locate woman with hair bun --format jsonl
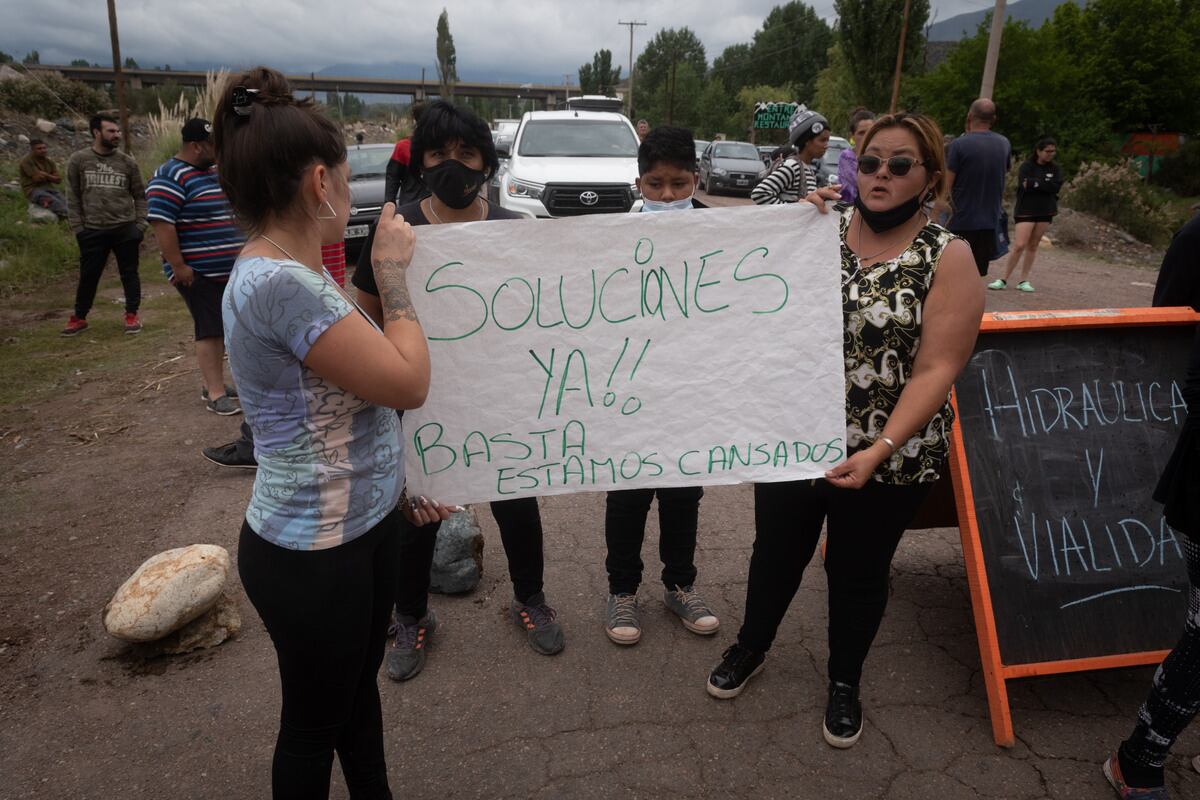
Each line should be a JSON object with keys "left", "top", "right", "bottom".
{"left": 215, "top": 66, "right": 445, "bottom": 798}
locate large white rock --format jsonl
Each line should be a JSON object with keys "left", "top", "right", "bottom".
{"left": 34, "top": 118, "right": 56, "bottom": 134}
{"left": 104, "top": 545, "right": 230, "bottom": 642}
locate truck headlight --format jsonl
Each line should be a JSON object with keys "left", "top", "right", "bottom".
{"left": 506, "top": 178, "right": 545, "bottom": 200}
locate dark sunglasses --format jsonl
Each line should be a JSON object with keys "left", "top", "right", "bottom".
{"left": 858, "top": 155, "right": 924, "bottom": 176}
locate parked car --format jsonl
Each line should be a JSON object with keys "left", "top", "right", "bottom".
{"left": 694, "top": 139, "right": 710, "bottom": 161}
{"left": 498, "top": 109, "right": 642, "bottom": 218}
{"left": 343, "top": 143, "right": 393, "bottom": 264}
{"left": 815, "top": 135, "right": 851, "bottom": 187}
{"left": 698, "top": 140, "right": 767, "bottom": 195}
{"left": 757, "top": 145, "right": 776, "bottom": 167}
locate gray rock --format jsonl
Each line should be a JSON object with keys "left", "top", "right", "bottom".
{"left": 27, "top": 203, "right": 57, "bottom": 224}
{"left": 429, "top": 508, "right": 484, "bottom": 594}
{"left": 17, "top": 134, "right": 29, "bottom": 145}
{"left": 34, "top": 118, "right": 56, "bottom": 134}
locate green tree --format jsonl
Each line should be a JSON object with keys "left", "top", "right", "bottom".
{"left": 22, "top": 50, "right": 39, "bottom": 65}
{"left": 813, "top": 43, "right": 861, "bottom": 136}
{"left": 435, "top": 8, "right": 458, "bottom": 101}
{"left": 643, "top": 61, "right": 705, "bottom": 128}
{"left": 0, "top": 51, "right": 13, "bottom": 64}
{"left": 578, "top": 49, "right": 622, "bottom": 96}
{"left": 697, "top": 76, "right": 737, "bottom": 138}
{"left": 70, "top": 58, "right": 90, "bottom": 67}
{"left": 123, "top": 57, "right": 139, "bottom": 69}
{"left": 711, "top": 43, "right": 755, "bottom": 95}
{"left": 835, "top": 0, "right": 930, "bottom": 113}
{"left": 1063, "top": 0, "right": 1200, "bottom": 133}
{"left": 912, "top": 17, "right": 1113, "bottom": 170}
{"left": 746, "top": 2, "right": 833, "bottom": 101}
{"left": 633, "top": 27, "right": 707, "bottom": 121}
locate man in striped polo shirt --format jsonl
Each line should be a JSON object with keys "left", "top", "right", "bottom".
{"left": 147, "top": 118, "right": 245, "bottom": 415}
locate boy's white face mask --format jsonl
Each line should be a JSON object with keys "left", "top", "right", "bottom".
{"left": 641, "top": 195, "right": 694, "bottom": 213}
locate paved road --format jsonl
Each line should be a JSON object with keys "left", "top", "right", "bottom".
{"left": 0, "top": 210, "right": 1192, "bottom": 799}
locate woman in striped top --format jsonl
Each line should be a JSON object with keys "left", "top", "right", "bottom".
{"left": 751, "top": 105, "right": 833, "bottom": 205}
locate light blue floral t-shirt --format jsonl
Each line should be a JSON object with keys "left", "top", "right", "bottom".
{"left": 223, "top": 255, "right": 403, "bottom": 550}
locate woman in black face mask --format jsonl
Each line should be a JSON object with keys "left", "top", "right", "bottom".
{"left": 354, "top": 102, "right": 567, "bottom": 683}
{"left": 708, "top": 113, "right": 984, "bottom": 751}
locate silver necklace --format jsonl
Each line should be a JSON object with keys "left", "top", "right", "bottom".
{"left": 427, "top": 196, "right": 486, "bottom": 224}
{"left": 853, "top": 212, "right": 925, "bottom": 263}
{"left": 260, "top": 234, "right": 302, "bottom": 264}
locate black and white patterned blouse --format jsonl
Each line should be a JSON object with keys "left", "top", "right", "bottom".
{"left": 751, "top": 158, "right": 817, "bottom": 205}
{"left": 839, "top": 208, "right": 959, "bottom": 485}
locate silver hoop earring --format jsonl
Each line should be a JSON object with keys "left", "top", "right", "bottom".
{"left": 316, "top": 200, "right": 337, "bottom": 220}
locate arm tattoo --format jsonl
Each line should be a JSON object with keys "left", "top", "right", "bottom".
{"left": 373, "top": 258, "right": 420, "bottom": 323}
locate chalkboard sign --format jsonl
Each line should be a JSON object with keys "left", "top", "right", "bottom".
{"left": 948, "top": 307, "right": 1199, "bottom": 746}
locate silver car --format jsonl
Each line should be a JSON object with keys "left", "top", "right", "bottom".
{"left": 699, "top": 140, "right": 767, "bottom": 196}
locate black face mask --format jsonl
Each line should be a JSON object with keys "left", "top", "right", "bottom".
{"left": 854, "top": 192, "right": 924, "bottom": 233}
{"left": 422, "top": 159, "right": 488, "bottom": 210}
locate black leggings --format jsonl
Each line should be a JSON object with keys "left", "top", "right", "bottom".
{"left": 238, "top": 511, "right": 401, "bottom": 800}
{"left": 738, "top": 478, "right": 932, "bottom": 685}
{"left": 605, "top": 486, "right": 704, "bottom": 595}
{"left": 395, "top": 497, "right": 543, "bottom": 619}
{"left": 1120, "top": 536, "right": 1200, "bottom": 786}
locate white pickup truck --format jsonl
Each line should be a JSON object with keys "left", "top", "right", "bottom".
{"left": 497, "top": 109, "right": 643, "bottom": 219}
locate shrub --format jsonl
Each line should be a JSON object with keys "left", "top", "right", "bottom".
{"left": 1155, "top": 139, "right": 1200, "bottom": 197}
{"left": 0, "top": 70, "right": 110, "bottom": 117}
{"left": 1061, "top": 160, "right": 1181, "bottom": 246}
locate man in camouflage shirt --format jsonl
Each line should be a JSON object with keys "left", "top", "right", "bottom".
{"left": 63, "top": 112, "right": 148, "bottom": 336}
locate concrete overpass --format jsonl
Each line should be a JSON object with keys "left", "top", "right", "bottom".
{"left": 35, "top": 65, "right": 580, "bottom": 108}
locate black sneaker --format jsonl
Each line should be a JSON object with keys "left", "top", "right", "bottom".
{"left": 385, "top": 609, "right": 437, "bottom": 682}
{"left": 511, "top": 592, "right": 565, "bottom": 655}
{"left": 706, "top": 643, "right": 764, "bottom": 699}
{"left": 201, "top": 441, "right": 256, "bottom": 469}
{"left": 822, "top": 681, "right": 863, "bottom": 748}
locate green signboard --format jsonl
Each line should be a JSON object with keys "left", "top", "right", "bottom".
{"left": 754, "top": 102, "right": 798, "bottom": 130}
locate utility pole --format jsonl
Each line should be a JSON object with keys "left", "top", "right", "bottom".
{"left": 979, "top": 0, "right": 1007, "bottom": 99}
{"left": 889, "top": 0, "right": 912, "bottom": 114}
{"left": 105, "top": 0, "right": 131, "bottom": 153}
{"left": 618, "top": 20, "right": 646, "bottom": 118}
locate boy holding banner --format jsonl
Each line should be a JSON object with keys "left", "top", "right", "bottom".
{"left": 604, "top": 126, "right": 720, "bottom": 646}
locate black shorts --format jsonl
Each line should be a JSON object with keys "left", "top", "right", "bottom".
{"left": 953, "top": 229, "right": 996, "bottom": 277}
{"left": 1014, "top": 215, "right": 1054, "bottom": 224}
{"left": 175, "top": 273, "right": 227, "bottom": 340}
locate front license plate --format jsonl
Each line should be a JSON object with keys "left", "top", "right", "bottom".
{"left": 345, "top": 225, "right": 369, "bottom": 239}
{"left": 736, "top": 179, "right": 749, "bottom": 186}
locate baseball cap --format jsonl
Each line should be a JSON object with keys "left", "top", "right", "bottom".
{"left": 181, "top": 118, "right": 213, "bottom": 143}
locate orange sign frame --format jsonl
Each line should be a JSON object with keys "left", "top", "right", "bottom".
{"left": 948, "top": 307, "right": 1200, "bottom": 746}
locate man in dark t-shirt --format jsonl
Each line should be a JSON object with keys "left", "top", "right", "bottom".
{"left": 943, "top": 99, "right": 1011, "bottom": 276}
{"left": 1153, "top": 212, "right": 1200, "bottom": 311}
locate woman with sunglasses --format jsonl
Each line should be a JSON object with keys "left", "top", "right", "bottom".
{"left": 707, "top": 113, "right": 984, "bottom": 750}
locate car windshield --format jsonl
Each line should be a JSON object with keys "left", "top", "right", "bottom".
{"left": 346, "top": 146, "right": 391, "bottom": 179}
{"left": 518, "top": 121, "right": 639, "bottom": 157}
{"left": 823, "top": 142, "right": 849, "bottom": 167}
{"left": 713, "top": 142, "right": 760, "bottom": 160}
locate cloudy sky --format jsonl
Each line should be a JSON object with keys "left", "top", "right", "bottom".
{"left": 1, "top": 0, "right": 997, "bottom": 80}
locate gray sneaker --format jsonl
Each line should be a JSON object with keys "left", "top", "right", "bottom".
{"left": 205, "top": 394, "right": 242, "bottom": 416}
{"left": 664, "top": 585, "right": 720, "bottom": 635}
{"left": 511, "top": 592, "right": 565, "bottom": 655}
{"left": 605, "top": 593, "right": 641, "bottom": 645}
{"left": 201, "top": 384, "right": 239, "bottom": 401}
{"left": 385, "top": 609, "right": 437, "bottom": 682}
